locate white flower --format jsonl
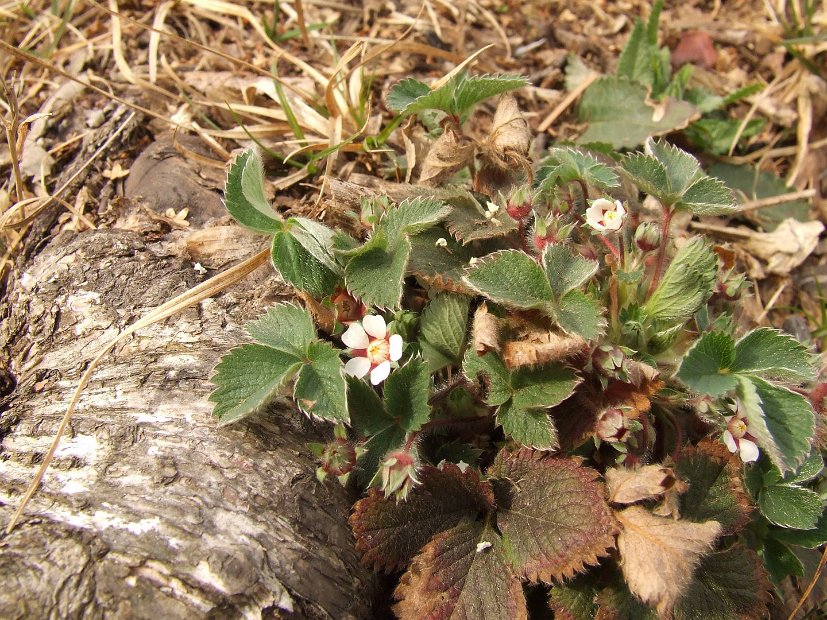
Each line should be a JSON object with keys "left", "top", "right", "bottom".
{"left": 586, "top": 198, "right": 626, "bottom": 232}
{"left": 341, "top": 315, "right": 403, "bottom": 385}
{"left": 722, "top": 405, "right": 759, "bottom": 463}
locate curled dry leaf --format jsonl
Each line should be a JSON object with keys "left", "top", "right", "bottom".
{"left": 502, "top": 329, "right": 586, "bottom": 369}
{"left": 602, "top": 360, "right": 663, "bottom": 419}
{"left": 743, "top": 218, "right": 823, "bottom": 275}
{"left": 606, "top": 465, "right": 687, "bottom": 507}
{"left": 476, "top": 94, "right": 533, "bottom": 195}
{"left": 418, "top": 124, "right": 475, "bottom": 187}
{"left": 185, "top": 225, "right": 265, "bottom": 269}
{"left": 472, "top": 303, "right": 502, "bottom": 355}
{"left": 616, "top": 506, "right": 722, "bottom": 615}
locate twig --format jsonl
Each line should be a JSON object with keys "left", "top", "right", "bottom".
{"left": 5, "top": 248, "right": 270, "bottom": 534}
{"left": 737, "top": 188, "right": 817, "bottom": 213}
{"left": 538, "top": 72, "right": 599, "bottom": 133}
{"left": 787, "top": 545, "right": 827, "bottom": 620}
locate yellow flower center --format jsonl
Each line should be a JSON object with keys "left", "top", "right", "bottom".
{"left": 727, "top": 418, "right": 747, "bottom": 439}
{"left": 367, "top": 339, "right": 389, "bottom": 364}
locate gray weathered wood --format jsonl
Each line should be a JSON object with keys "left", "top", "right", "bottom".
{"left": 0, "top": 229, "right": 376, "bottom": 619}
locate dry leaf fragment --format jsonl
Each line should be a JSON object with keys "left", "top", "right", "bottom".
{"left": 616, "top": 506, "right": 722, "bottom": 615}
{"left": 476, "top": 94, "right": 533, "bottom": 195}
{"left": 472, "top": 303, "right": 502, "bottom": 355}
{"left": 671, "top": 31, "right": 717, "bottom": 70}
{"left": 743, "top": 218, "right": 823, "bottom": 275}
{"left": 606, "top": 465, "right": 686, "bottom": 506}
{"left": 502, "top": 330, "right": 586, "bottom": 368}
{"left": 418, "top": 124, "right": 475, "bottom": 187}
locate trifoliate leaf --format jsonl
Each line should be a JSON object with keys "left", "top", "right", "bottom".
{"left": 762, "top": 537, "right": 805, "bottom": 582}
{"left": 676, "top": 441, "right": 752, "bottom": 535}
{"left": 493, "top": 449, "right": 617, "bottom": 582}
{"left": 555, "top": 291, "right": 606, "bottom": 340}
{"left": 542, "top": 244, "right": 599, "bottom": 299}
{"left": 418, "top": 292, "right": 470, "bottom": 369}
{"left": 578, "top": 77, "right": 698, "bottom": 149}
{"left": 497, "top": 402, "right": 557, "bottom": 450}
{"left": 407, "top": 227, "right": 479, "bottom": 295}
{"left": 679, "top": 175, "right": 737, "bottom": 215}
{"left": 731, "top": 328, "right": 817, "bottom": 382}
{"left": 383, "top": 358, "right": 432, "bottom": 433}
{"left": 463, "top": 349, "right": 513, "bottom": 406}
{"left": 345, "top": 233, "right": 411, "bottom": 308}
{"left": 271, "top": 229, "right": 339, "bottom": 298}
{"left": 770, "top": 510, "right": 827, "bottom": 548}
{"left": 246, "top": 303, "right": 317, "bottom": 356}
{"left": 675, "top": 331, "right": 738, "bottom": 396}
{"left": 738, "top": 376, "right": 815, "bottom": 474}
{"left": 210, "top": 344, "right": 301, "bottom": 425}
{"left": 394, "top": 519, "right": 527, "bottom": 620}
{"left": 615, "top": 506, "right": 722, "bottom": 614}
{"left": 644, "top": 139, "right": 704, "bottom": 200}
{"left": 672, "top": 544, "right": 771, "bottom": 620}
{"left": 294, "top": 341, "right": 347, "bottom": 423}
{"left": 644, "top": 237, "right": 717, "bottom": 325}
{"left": 536, "top": 147, "right": 620, "bottom": 193}
{"left": 464, "top": 250, "right": 554, "bottom": 311}
{"left": 350, "top": 463, "right": 495, "bottom": 572}
{"left": 224, "top": 149, "right": 281, "bottom": 233}
{"left": 383, "top": 196, "right": 452, "bottom": 244}
{"left": 758, "top": 483, "right": 823, "bottom": 529}
{"left": 620, "top": 152, "right": 669, "bottom": 200}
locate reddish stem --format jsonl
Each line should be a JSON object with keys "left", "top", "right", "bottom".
{"left": 645, "top": 205, "right": 673, "bottom": 299}
{"left": 599, "top": 235, "right": 621, "bottom": 261}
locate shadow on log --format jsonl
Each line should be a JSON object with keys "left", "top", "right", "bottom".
{"left": 0, "top": 229, "right": 377, "bottom": 618}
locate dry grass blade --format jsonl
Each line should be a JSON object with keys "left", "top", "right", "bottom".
{"left": 0, "top": 111, "right": 137, "bottom": 230}
{"left": 431, "top": 43, "right": 495, "bottom": 90}
{"left": 5, "top": 247, "right": 271, "bottom": 534}
{"left": 108, "top": 0, "right": 136, "bottom": 84}
{"left": 787, "top": 545, "right": 827, "bottom": 620}
{"left": 148, "top": 1, "right": 175, "bottom": 84}
{"left": 538, "top": 72, "right": 600, "bottom": 133}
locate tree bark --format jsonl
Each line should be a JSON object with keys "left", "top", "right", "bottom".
{"left": 0, "top": 228, "right": 377, "bottom": 619}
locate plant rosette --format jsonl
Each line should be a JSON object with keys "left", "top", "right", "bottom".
{"left": 342, "top": 315, "right": 404, "bottom": 385}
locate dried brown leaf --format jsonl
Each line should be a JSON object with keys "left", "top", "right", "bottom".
{"left": 743, "top": 218, "right": 823, "bottom": 275}
{"left": 606, "top": 465, "right": 686, "bottom": 507}
{"left": 616, "top": 506, "right": 722, "bottom": 615}
{"left": 472, "top": 303, "right": 502, "bottom": 355}
{"left": 502, "top": 330, "right": 586, "bottom": 369}
{"left": 419, "top": 125, "right": 475, "bottom": 187}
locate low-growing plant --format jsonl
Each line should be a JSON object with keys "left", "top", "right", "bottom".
{"left": 209, "top": 73, "right": 825, "bottom": 618}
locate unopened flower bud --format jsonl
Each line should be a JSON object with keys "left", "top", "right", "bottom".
{"left": 506, "top": 186, "right": 534, "bottom": 220}
{"left": 717, "top": 270, "right": 749, "bottom": 301}
{"left": 596, "top": 408, "right": 628, "bottom": 442}
{"left": 592, "top": 344, "right": 628, "bottom": 380}
{"left": 331, "top": 288, "right": 366, "bottom": 324}
{"left": 379, "top": 448, "right": 420, "bottom": 502}
{"left": 634, "top": 222, "right": 661, "bottom": 252}
{"left": 320, "top": 437, "right": 357, "bottom": 477}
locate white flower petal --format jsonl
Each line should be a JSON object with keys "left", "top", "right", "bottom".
{"left": 344, "top": 356, "right": 371, "bottom": 378}
{"left": 341, "top": 322, "right": 369, "bottom": 349}
{"left": 389, "top": 334, "right": 403, "bottom": 361}
{"left": 370, "top": 361, "right": 391, "bottom": 385}
{"left": 739, "top": 438, "right": 760, "bottom": 463}
{"left": 615, "top": 200, "right": 626, "bottom": 217}
{"left": 722, "top": 430, "right": 737, "bottom": 453}
{"left": 362, "top": 315, "right": 387, "bottom": 339}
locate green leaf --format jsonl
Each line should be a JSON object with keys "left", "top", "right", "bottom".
{"left": 709, "top": 162, "right": 810, "bottom": 232}
{"left": 783, "top": 450, "right": 824, "bottom": 484}
{"left": 737, "top": 377, "right": 815, "bottom": 474}
{"left": 536, "top": 147, "right": 620, "bottom": 192}
{"left": 464, "top": 250, "right": 554, "bottom": 311}
{"left": 675, "top": 331, "right": 738, "bottom": 396}
{"left": 210, "top": 344, "right": 300, "bottom": 425}
{"left": 684, "top": 117, "right": 764, "bottom": 156}
{"left": 383, "top": 196, "right": 452, "bottom": 244}
{"left": 444, "top": 192, "right": 519, "bottom": 243}
{"left": 498, "top": 402, "right": 557, "bottom": 450}
{"left": 453, "top": 73, "right": 529, "bottom": 118}
{"left": 348, "top": 375, "right": 388, "bottom": 437}
{"left": 578, "top": 77, "right": 697, "bottom": 149}
{"left": 289, "top": 217, "right": 340, "bottom": 273}
{"left": 732, "top": 328, "right": 817, "bottom": 382}
{"left": 542, "top": 244, "right": 599, "bottom": 299}
{"left": 463, "top": 349, "right": 512, "bottom": 406}
{"left": 246, "top": 303, "right": 316, "bottom": 356}
{"left": 345, "top": 233, "right": 410, "bottom": 308}
{"left": 349, "top": 463, "right": 495, "bottom": 572}
{"left": 407, "top": 227, "right": 479, "bottom": 294}
{"left": 386, "top": 77, "right": 432, "bottom": 113}
{"left": 418, "top": 292, "right": 470, "bottom": 367}
{"left": 511, "top": 364, "right": 581, "bottom": 411}
{"left": 617, "top": 19, "right": 656, "bottom": 86}
{"left": 644, "top": 139, "right": 704, "bottom": 198}
{"left": 493, "top": 449, "right": 617, "bottom": 582}
{"left": 644, "top": 237, "right": 718, "bottom": 325}
{"left": 394, "top": 519, "right": 527, "bottom": 619}
{"left": 770, "top": 510, "right": 827, "bottom": 548}
{"left": 593, "top": 576, "right": 659, "bottom": 620}
{"left": 673, "top": 545, "right": 770, "bottom": 620}
{"left": 762, "top": 538, "right": 804, "bottom": 582}
{"left": 419, "top": 339, "right": 455, "bottom": 374}
{"left": 548, "top": 576, "right": 600, "bottom": 620}
{"left": 555, "top": 291, "right": 605, "bottom": 340}
{"left": 676, "top": 442, "right": 752, "bottom": 534}
{"left": 678, "top": 175, "right": 737, "bottom": 216}
{"left": 224, "top": 149, "right": 281, "bottom": 233}
{"left": 271, "top": 229, "right": 339, "bottom": 298}
{"left": 294, "top": 341, "right": 347, "bottom": 423}
{"left": 383, "top": 358, "right": 432, "bottom": 433}
{"left": 621, "top": 152, "right": 669, "bottom": 199}
{"left": 758, "top": 483, "right": 823, "bottom": 529}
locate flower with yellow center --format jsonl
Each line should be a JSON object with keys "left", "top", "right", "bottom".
{"left": 585, "top": 198, "right": 626, "bottom": 232}
{"left": 342, "top": 315, "right": 403, "bottom": 385}
{"left": 722, "top": 404, "right": 759, "bottom": 462}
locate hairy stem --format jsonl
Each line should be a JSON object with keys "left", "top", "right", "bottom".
{"left": 645, "top": 205, "right": 673, "bottom": 299}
